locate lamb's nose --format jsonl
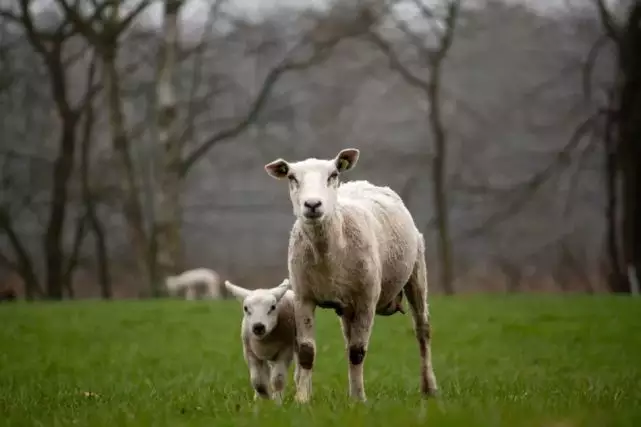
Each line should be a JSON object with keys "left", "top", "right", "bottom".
{"left": 252, "top": 323, "right": 266, "bottom": 336}
{"left": 304, "top": 199, "right": 322, "bottom": 211}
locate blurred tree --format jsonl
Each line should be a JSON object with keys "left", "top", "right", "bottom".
{"left": 0, "top": 1, "right": 99, "bottom": 299}
{"left": 54, "top": 0, "right": 155, "bottom": 295}
{"left": 152, "top": 0, "right": 184, "bottom": 295}
{"left": 587, "top": 0, "right": 641, "bottom": 293}
{"left": 365, "top": 0, "right": 461, "bottom": 294}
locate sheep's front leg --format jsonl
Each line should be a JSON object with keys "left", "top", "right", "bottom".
{"left": 345, "top": 304, "right": 376, "bottom": 402}
{"left": 294, "top": 297, "right": 316, "bottom": 403}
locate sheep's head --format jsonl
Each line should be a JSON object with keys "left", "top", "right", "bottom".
{"left": 224, "top": 278, "right": 291, "bottom": 339}
{"left": 264, "top": 148, "right": 360, "bottom": 223}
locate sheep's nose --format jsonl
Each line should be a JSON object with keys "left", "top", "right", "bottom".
{"left": 304, "top": 199, "right": 322, "bottom": 211}
{"left": 252, "top": 323, "right": 266, "bottom": 336}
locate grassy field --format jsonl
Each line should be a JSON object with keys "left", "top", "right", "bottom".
{"left": 0, "top": 295, "right": 640, "bottom": 427}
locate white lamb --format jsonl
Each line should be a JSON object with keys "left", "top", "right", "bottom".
{"left": 165, "top": 268, "right": 222, "bottom": 300}
{"left": 264, "top": 148, "right": 438, "bottom": 403}
{"left": 224, "top": 278, "right": 298, "bottom": 404}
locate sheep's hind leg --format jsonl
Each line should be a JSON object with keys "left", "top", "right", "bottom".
{"left": 404, "top": 250, "right": 438, "bottom": 397}
{"left": 344, "top": 304, "right": 375, "bottom": 402}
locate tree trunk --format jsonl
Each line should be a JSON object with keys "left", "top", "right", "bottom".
{"left": 153, "top": 0, "right": 185, "bottom": 296}
{"left": 427, "top": 67, "right": 454, "bottom": 295}
{"left": 613, "top": 3, "right": 641, "bottom": 293}
{"left": 43, "top": 119, "right": 76, "bottom": 300}
{"left": 102, "top": 46, "right": 151, "bottom": 291}
{"left": 79, "top": 70, "right": 113, "bottom": 300}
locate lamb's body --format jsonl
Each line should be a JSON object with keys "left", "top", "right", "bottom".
{"left": 225, "top": 279, "right": 299, "bottom": 403}
{"left": 165, "top": 268, "right": 222, "bottom": 300}
{"left": 290, "top": 181, "right": 418, "bottom": 314}
{"left": 265, "top": 148, "right": 437, "bottom": 403}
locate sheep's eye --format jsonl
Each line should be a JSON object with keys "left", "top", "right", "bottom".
{"left": 270, "top": 305, "right": 276, "bottom": 312}
{"left": 243, "top": 306, "right": 249, "bottom": 314}
{"left": 288, "top": 174, "right": 298, "bottom": 185}
{"left": 327, "top": 172, "right": 339, "bottom": 184}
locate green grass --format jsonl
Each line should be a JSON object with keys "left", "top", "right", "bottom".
{"left": 0, "top": 295, "right": 640, "bottom": 427}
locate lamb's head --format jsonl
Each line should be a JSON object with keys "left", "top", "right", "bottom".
{"left": 264, "top": 148, "right": 359, "bottom": 223}
{"left": 224, "top": 278, "right": 291, "bottom": 339}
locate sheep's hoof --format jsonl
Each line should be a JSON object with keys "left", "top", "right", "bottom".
{"left": 349, "top": 394, "right": 368, "bottom": 403}
{"left": 421, "top": 385, "right": 439, "bottom": 398}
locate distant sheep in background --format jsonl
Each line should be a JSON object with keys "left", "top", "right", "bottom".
{"left": 264, "top": 147, "right": 437, "bottom": 403}
{"left": 224, "top": 278, "right": 298, "bottom": 404}
{"left": 165, "top": 268, "right": 222, "bottom": 300}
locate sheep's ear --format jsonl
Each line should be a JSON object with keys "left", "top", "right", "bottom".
{"left": 264, "top": 159, "right": 290, "bottom": 179}
{"left": 334, "top": 148, "right": 359, "bottom": 172}
{"left": 224, "top": 280, "right": 250, "bottom": 301}
{"left": 271, "top": 278, "right": 290, "bottom": 302}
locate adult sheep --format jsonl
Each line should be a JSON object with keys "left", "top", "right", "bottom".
{"left": 264, "top": 148, "right": 438, "bottom": 403}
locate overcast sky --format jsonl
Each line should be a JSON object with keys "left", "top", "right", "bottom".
{"left": 18, "top": 0, "right": 620, "bottom": 32}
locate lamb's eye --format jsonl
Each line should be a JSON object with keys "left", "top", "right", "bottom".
{"left": 288, "top": 175, "right": 298, "bottom": 185}
{"left": 271, "top": 305, "right": 276, "bottom": 312}
{"left": 327, "top": 172, "right": 338, "bottom": 183}
{"left": 243, "top": 306, "right": 249, "bottom": 314}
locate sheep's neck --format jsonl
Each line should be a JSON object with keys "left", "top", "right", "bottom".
{"left": 300, "top": 212, "right": 344, "bottom": 261}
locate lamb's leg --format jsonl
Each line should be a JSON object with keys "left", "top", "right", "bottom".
{"left": 294, "top": 297, "right": 316, "bottom": 403}
{"left": 293, "top": 352, "right": 301, "bottom": 388}
{"left": 246, "top": 352, "right": 271, "bottom": 400}
{"left": 404, "top": 251, "right": 438, "bottom": 397}
{"left": 269, "top": 358, "right": 290, "bottom": 405}
{"left": 344, "top": 304, "right": 375, "bottom": 402}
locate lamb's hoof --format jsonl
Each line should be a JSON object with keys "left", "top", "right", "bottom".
{"left": 294, "top": 392, "right": 310, "bottom": 404}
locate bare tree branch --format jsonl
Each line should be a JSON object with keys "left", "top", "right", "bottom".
{"left": 366, "top": 30, "right": 430, "bottom": 89}
{"left": 178, "top": 0, "right": 226, "bottom": 150}
{"left": 595, "top": 0, "right": 621, "bottom": 41}
{"left": 180, "top": 38, "right": 348, "bottom": 175}
{"left": 582, "top": 34, "right": 611, "bottom": 101}
{"left": 0, "top": 207, "right": 42, "bottom": 296}
{"left": 63, "top": 212, "right": 88, "bottom": 287}
{"left": 459, "top": 114, "right": 600, "bottom": 240}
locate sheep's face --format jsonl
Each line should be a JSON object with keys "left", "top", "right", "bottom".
{"left": 224, "top": 279, "right": 291, "bottom": 339}
{"left": 264, "top": 148, "right": 360, "bottom": 223}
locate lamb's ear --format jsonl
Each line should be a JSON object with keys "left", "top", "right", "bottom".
{"left": 271, "top": 278, "right": 290, "bottom": 302}
{"left": 334, "top": 148, "right": 360, "bottom": 172}
{"left": 224, "top": 280, "right": 250, "bottom": 301}
{"left": 264, "top": 159, "right": 290, "bottom": 179}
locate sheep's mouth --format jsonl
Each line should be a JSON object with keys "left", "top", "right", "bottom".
{"left": 302, "top": 211, "right": 323, "bottom": 220}
{"left": 252, "top": 329, "right": 268, "bottom": 339}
